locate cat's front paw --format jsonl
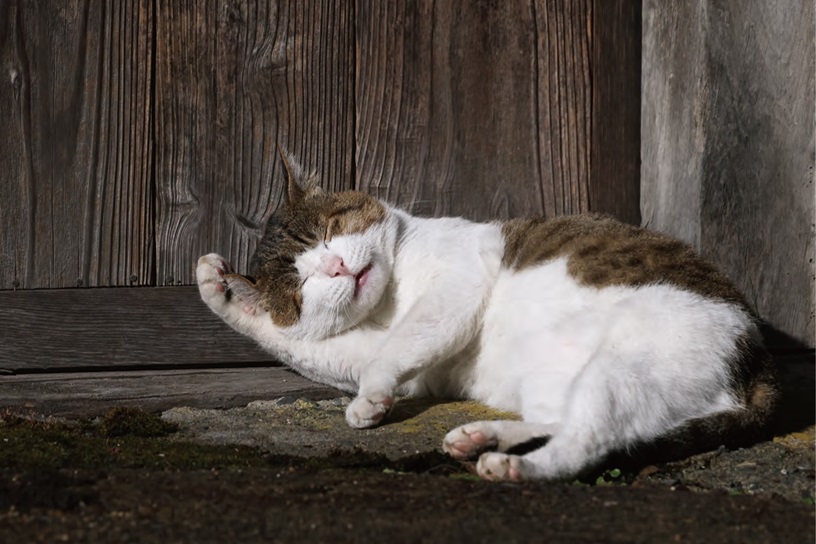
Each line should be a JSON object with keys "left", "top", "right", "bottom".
{"left": 477, "top": 452, "right": 524, "bottom": 482}
{"left": 196, "top": 253, "right": 234, "bottom": 311}
{"left": 442, "top": 424, "right": 498, "bottom": 460}
{"left": 345, "top": 393, "right": 394, "bottom": 429}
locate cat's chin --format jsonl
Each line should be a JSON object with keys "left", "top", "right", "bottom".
{"left": 286, "top": 261, "right": 389, "bottom": 341}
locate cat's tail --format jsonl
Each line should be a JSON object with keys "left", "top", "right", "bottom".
{"left": 629, "top": 340, "right": 780, "bottom": 464}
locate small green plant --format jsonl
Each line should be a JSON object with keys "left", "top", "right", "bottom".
{"left": 595, "top": 468, "right": 624, "bottom": 486}
{"left": 449, "top": 473, "right": 482, "bottom": 482}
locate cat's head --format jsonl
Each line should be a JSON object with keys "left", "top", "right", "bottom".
{"left": 246, "top": 151, "right": 396, "bottom": 340}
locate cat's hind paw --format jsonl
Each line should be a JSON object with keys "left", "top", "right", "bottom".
{"left": 476, "top": 452, "right": 525, "bottom": 482}
{"left": 442, "top": 424, "right": 498, "bottom": 460}
{"left": 345, "top": 393, "right": 394, "bottom": 429}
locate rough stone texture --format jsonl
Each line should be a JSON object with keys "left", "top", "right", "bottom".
{"left": 163, "top": 397, "right": 519, "bottom": 461}
{"left": 162, "top": 395, "right": 815, "bottom": 505}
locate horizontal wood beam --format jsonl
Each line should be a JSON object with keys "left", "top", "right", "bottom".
{"left": 1, "top": 367, "right": 341, "bottom": 418}
{"left": 0, "top": 286, "right": 273, "bottom": 372}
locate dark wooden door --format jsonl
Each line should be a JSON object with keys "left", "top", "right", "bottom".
{"left": 0, "top": 0, "right": 641, "bottom": 398}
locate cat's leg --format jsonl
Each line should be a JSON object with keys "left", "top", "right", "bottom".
{"left": 345, "top": 291, "right": 488, "bottom": 428}
{"left": 196, "top": 254, "right": 266, "bottom": 337}
{"left": 442, "top": 421, "right": 558, "bottom": 460}
{"left": 475, "top": 350, "right": 649, "bottom": 482}
{"left": 475, "top": 420, "right": 609, "bottom": 482}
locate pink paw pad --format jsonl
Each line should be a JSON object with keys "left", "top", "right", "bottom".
{"left": 468, "top": 430, "right": 489, "bottom": 446}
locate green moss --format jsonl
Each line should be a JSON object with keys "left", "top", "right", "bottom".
{"left": 387, "top": 400, "right": 519, "bottom": 436}
{"left": 0, "top": 408, "right": 269, "bottom": 471}
{"left": 0, "top": 408, "right": 470, "bottom": 476}
{"left": 449, "top": 473, "right": 482, "bottom": 482}
{"left": 99, "top": 407, "right": 179, "bottom": 437}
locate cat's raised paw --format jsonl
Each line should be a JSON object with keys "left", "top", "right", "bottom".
{"left": 477, "top": 452, "right": 524, "bottom": 482}
{"left": 345, "top": 394, "right": 394, "bottom": 429}
{"left": 442, "top": 424, "right": 498, "bottom": 460}
{"left": 196, "top": 254, "right": 233, "bottom": 307}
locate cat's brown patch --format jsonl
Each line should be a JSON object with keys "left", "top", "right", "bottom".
{"left": 250, "top": 189, "right": 386, "bottom": 327}
{"left": 324, "top": 191, "right": 388, "bottom": 241}
{"left": 749, "top": 382, "right": 775, "bottom": 411}
{"left": 501, "top": 214, "right": 748, "bottom": 307}
{"left": 730, "top": 333, "right": 778, "bottom": 412}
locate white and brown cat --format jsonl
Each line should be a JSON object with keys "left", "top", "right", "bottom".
{"left": 196, "top": 153, "right": 777, "bottom": 482}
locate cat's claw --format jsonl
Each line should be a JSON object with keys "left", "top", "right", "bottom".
{"left": 477, "top": 452, "right": 524, "bottom": 482}
{"left": 442, "top": 424, "right": 498, "bottom": 460}
{"left": 345, "top": 394, "right": 394, "bottom": 429}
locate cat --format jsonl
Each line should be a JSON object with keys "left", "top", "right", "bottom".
{"left": 196, "top": 151, "right": 778, "bottom": 482}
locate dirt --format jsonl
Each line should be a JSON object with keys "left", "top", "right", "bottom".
{"left": 1, "top": 357, "right": 814, "bottom": 543}
{"left": 1, "top": 468, "right": 812, "bottom": 544}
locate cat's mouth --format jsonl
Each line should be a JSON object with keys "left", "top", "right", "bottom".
{"left": 354, "top": 263, "right": 373, "bottom": 297}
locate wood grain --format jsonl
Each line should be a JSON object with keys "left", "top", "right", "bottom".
{"left": 533, "top": 0, "right": 593, "bottom": 217}
{"left": 642, "top": 0, "right": 815, "bottom": 346}
{"left": 640, "top": 2, "right": 706, "bottom": 247}
{"left": 590, "top": 0, "right": 641, "bottom": 224}
{"left": 0, "top": 0, "right": 154, "bottom": 290}
{"left": 153, "top": 0, "right": 354, "bottom": 286}
{"left": 355, "top": 0, "right": 596, "bottom": 221}
{"left": 0, "top": 287, "right": 273, "bottom": 372}
{"left": 1, "top": 367, "right": 341, "bottom": 417}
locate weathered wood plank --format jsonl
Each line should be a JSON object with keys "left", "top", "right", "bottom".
{"left": 0, "top": 0, "right": 154, "bottom": 290}
{"left": 355, "top": 0, "right": 594, "bottom": 221}
{"left": 0, "top": 287, "right": 273, "bottom": 372}
{"left": 154, "top": 0, "right": 354, "bottom": 286}
{"left": 589, "top": 0, "right": 641, "bottom": 224}
{"left": 642, "top": 1, "right": 815, "bottom": 346}
{"left": 1, "top": 367, "right": 341, "bottom": 418}
{"left": 356, "top": 0, "right": 640, "bottom": 222}
{"left": 533, "top": 0, "right": 593, "bottom": 217}
{"left": 2, "top": 353, "right": 810, "bottom": 420}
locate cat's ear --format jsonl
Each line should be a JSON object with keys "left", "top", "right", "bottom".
{"left": 277, "top": 145, "right": 324, "bottom": 204}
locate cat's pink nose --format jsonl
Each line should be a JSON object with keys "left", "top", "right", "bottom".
{"left": 321, "top": 254, "right": 352, "bottom": 277}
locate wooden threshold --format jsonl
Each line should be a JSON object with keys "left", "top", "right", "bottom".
{"left": 0, "top": 286, "right": 271, "bottom": 372}
{"left": 1, "top": 367, "right": 342, "bottom": 418}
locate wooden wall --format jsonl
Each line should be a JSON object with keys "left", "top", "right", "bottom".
{"left": 0, "top": 0, "right": 155, "bottom": 290}
{"left": 642, "top": 0, "right": 815, "bottom": 347}
{"left": 356, "top": 0, "right": 640, "bottom": 224}
{"left": 0, "top": 0, "right": 642, "bottom": 372}
{"left": 0, "top": 0, "right": 640, "bottom": 292}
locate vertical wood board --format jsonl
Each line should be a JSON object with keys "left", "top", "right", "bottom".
{"left": 153, "top": 0, "right": 355, "bottom": 286}
{"left": 590, "top": 0, "right": 641, "bottom": 225}
{"left": 642, "top": 0, "right": 815, "bottom": 346}
{"left": 355, "top": 0, "right": 597, "bottom": 221}
{"left": 0, "top": 0, "right": 154, "bottom": 289}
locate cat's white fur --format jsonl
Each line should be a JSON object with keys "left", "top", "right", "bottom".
{"left": 197, "top": 205, "right": 757, "bottom": 482}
